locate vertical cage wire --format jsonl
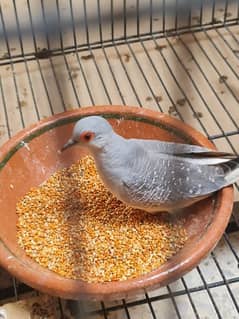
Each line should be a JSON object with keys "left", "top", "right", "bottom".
{"left": 0, "top": 0, "right": 238, "bottom": 63}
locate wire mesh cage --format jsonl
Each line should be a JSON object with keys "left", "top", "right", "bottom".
{"left": 0, "top": 0, "right": 239, "bottom": 318}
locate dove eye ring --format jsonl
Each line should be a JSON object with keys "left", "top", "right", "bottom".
{"left": 80, "top": 131, "right": 95, "bottom": 143}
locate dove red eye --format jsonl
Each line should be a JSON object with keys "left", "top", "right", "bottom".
{"left": 79, "top": 131, "right": 95, "bottom": 143}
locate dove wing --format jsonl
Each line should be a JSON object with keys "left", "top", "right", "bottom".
{"left": 122, "top": 151, "right": 226, "bottom": 211}
{"left": 132, "top": 138, "right": 235, "bottom": 157}
{"left": 131, "top": 139, "right": 236, "bottom": 165}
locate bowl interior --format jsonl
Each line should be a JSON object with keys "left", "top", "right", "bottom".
{"left": 0, "top": 110, "right": 232, "bottom": 299}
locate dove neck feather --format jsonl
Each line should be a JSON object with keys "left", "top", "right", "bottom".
{"left": 88, "top": 133, "right": 139, "bottom": 195}
{"left": 89, "top": 132, "right": 129, "bottom": 166}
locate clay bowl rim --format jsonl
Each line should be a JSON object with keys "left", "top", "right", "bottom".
{"left": 0, "top": 105, "right": 233, "bottom": 300}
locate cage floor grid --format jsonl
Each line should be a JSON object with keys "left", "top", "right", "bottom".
{"left": 0, "top": 25, "right": 239, "bottom": 318}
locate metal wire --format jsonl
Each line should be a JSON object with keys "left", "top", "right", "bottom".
{"left": 26, "top": 0, "right": 55, "bottom": 116}
{"left": 100, "top": 302, "right": 109, "bottom": 319}
{"left": 55, "top": 0, "right": 81, "bottom": 107}
{"left": 173, "top": 36, "right": 239, "bottom": 146}
{"left": 0, "top": 77, "right": 11, "bottom": 138}
{"left": 110, "top": 0, "right": 114, "bottom": 41}
{"left": 0, "top": 0, "right": 238, "bottom": 65}
{"left": 180, "top": 277, "right": 200, "bottom": 319}
{"left": 40, "top": 0, "right": 67, "bottom": 111}
{"left": 145, "top": 293, "right": 157, "bottom": 319}
{"left": 101, "top": 46, "right": 126, "bottom": 104}
{"left": 167, "top": 285, "right": 182, "bottom": 319}
{"left": 0, "top": 1, "right": 239, "bottom": 318}
{"left": 12, "top": 0, "right": 40, "bottom": 121}
{"left": 204, "top": 30, "right": 238, "bottom": 79}
{"left": 152, "top": 36, "right": 208, "bottom": 134}
{"left": 149, "top": 0, "right": 153, "bottom": 34}
{"left": 0, "top": 5, "right": 25, "bottom": 128}
{"left": 122, "top": 299, "right": 131, "bottom": 319}
{"left": 123, "top": 0, "right": 127, "bottom": 40}
{"left": 210, "top": 251, "right": 239, "bottom": 313}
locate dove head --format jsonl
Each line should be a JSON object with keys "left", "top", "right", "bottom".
{"left": 61, "top": 116, "right": 114, "bottom": 152}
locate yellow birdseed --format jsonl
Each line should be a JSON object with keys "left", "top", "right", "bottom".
{"left": 16, "top": 156, "right": 187, "bottom": 283}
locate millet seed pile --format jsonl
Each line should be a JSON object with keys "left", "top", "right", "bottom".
{"left": 17, "top": 156, "right": 187, "bottom": 283}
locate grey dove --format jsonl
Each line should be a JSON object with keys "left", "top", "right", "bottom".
{"left": 61, "top": 116, "right": 239, "bottom": 213}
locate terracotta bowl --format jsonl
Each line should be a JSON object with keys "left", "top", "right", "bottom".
{"left": 0, "top": 106, "right": 233, "bottom": 300}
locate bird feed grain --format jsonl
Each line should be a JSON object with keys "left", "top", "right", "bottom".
{"left": 16, "top": 156, "right": 187, "bottom": 283}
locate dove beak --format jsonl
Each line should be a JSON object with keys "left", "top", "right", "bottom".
{"left": 61, "top": 138, "right": 77, "bottom": 152}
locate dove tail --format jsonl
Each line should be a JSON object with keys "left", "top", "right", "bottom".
{"left": 224, "top": 157, "right": 239, "bottom": 185}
